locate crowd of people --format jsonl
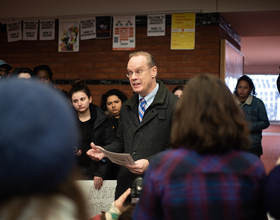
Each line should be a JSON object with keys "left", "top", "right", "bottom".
{"left": 0, "top": 52, "right": 279, "bottom": 220}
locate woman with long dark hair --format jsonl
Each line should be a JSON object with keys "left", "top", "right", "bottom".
{"left": 234, "top": 75, "right": 270, "bottom": 157}
{"left": 69, "top": 80, "right": 115, "bottom": 189}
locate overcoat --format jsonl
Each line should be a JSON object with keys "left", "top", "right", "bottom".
{"left": 104, "top": 81, "right": 178, "bottom": 199}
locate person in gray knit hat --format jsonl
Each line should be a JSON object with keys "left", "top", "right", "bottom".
{"left": 0, "top": 79, "right": 88, "bottom": 220}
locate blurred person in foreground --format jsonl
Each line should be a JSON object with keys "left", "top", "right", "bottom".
{"left": 133, "top": 74, "right": 266, "bottom": 220}
{"left": 0, "top": 79, "right": 88, "bottom": 220}
{"left": 264, "top": 77, "right": 280, "bottom": 220}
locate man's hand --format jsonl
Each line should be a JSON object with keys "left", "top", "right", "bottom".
{"left": 125, "top": 159, "right": 149, "bottom": 175}
{"left": 114, "top": 188, "right": 131, "bottom": 212}
{"left": 86, "top": 142, "right": 105, "bottom": 161}
{"left": 94, "top": 176, "right": 103, "bottom": 190}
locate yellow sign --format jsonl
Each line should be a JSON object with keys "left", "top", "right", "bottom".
{"left": 171, "top": 13, "right": 196, "bottom": 50}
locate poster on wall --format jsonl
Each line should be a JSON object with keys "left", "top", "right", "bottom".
{"left": 58, "top": 19, "right": 79, "bottom": 52}
{"left": 76, "top": 180, "right": 117, "bottom": 218}
{"left": 40, "top": 19, "right": 55, "bottom": 40}
{"left": 80, "top": 17, "right": 96, "bottom": 40}
{"left": 23, "top": 20, "right": 38, "bottom": 40}
{"left": 96, "top": 16, "right": 111, "bottom": 38}
{"left": 113, "top": 15, "right": 135, "bottom": 51}
{"left": 171, "top": 13, "right": 196, "bottom": 50}
{"left": 147, "top": 14, "right": 165, "bottom": 37}
{"left": 6, "top": 21, "right": 22, "bottom": 42}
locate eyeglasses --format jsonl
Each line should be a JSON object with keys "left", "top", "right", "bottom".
{"left": 0, "top": 68, "right": 9, "bottom": 75}
{"left": 126, "top": 66, "right": 154, "bottom": 78}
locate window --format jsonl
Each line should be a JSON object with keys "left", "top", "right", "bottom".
{"left": 248, "top": 74, "right": 279, "bottom": 121}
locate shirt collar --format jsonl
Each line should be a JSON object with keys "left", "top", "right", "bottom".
{"left": 237, "top": 94, "right": 253, "bottom": 106}
{"left": 139, "top": 83, "right": 159, "bottom": 109}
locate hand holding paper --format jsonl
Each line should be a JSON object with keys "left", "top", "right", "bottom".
{"left": 126, "top": 159, "right": 149, "bottom": 175}
{"left": 86, "top": 142, "right": 105, "bottom": 161}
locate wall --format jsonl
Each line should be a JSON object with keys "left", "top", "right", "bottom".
{"left": 1, "top": 0, "right": 280, "bottom": 21}
{"left": 0, "top": 14, "right": 238, "bottom": 105}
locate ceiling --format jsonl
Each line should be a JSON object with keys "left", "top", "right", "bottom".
{"left": 221, "top": 11, "right": 280, "bottom": 74}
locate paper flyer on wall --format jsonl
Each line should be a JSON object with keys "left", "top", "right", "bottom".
{"left": 59, "top": 19, "right": 79, "bottom": 52}
{"left": 113, "top": 15, "right": 135, "bottom": 51}
{"left": 80, "top": 17, "right": 96, "bottom": 40}
{"left": 77, "top": 180, "right": 117, "bottom": 218}
{"left": 171, "top": 13, "right": 196, "bottom": 50}
{"left": 23, "top": 20, "right": 38, "bottom": 40}
{"left": 96, "top": 16, "right": 111, "bottom": 38}
{"left": 39, "top": 19, "right": 55, "bottom": 40}
{"left": 147, "top": 14, "right": 165, "bottom": 36}
{"left": 6, "top": 21, "right": 22, "bottom": 42}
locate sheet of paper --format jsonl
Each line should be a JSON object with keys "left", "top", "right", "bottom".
{"left": 40, "top": 19, "right": 55, "bottom": 40}
{"left": 112, "top": 15, "right": 135, "bottom": 50}
{"left": 6, "top": 21, "right": 22, "bottom": 42}
{"left": 97, "top": 146, "right": 135, "bottom": 166}
{"left": 23, "top": 20, "right": 38, "bottom": 40}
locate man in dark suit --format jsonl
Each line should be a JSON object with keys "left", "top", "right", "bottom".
{"left": 87, "top": 51, "right": 178, "bottom": 200}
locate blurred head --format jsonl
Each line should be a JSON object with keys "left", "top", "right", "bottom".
{"left": 171, "top": 74, "right": 250, "bottom": 154}
{"left": 69, "top": 79, "right": 92, "bottom": 114}
{"left": 10, "top": 68, "right": 33, "bottom": 81}
{"left": 0, "top": 79, "right": 79, "bottom": 200}
{"left": 127, "top": 51, "right": 157, "bottom": 97}
{"left": 101, "top": 89, "right": 128, "bottom": 118}
{"left": 33, "top": 65, "right": 53, "bottom": 84}
{"left": 118, "top": 203, "right": 136, "bottom": 220}
{"left": 234, "top": 75, "right": 256, "bottom": 101}
{"left": 172, "top": 85, "right": 185, "bottom": 98}
{"left": 0, "top": 60, "right": 12, "bottom": 79}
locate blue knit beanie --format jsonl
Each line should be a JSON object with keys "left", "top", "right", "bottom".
{"left": 0, "top": 79, "right": 78, "bottom": 199}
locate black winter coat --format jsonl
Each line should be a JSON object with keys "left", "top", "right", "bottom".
{"left": 104, "top": 81, "right": 179, "bottom": 199}
{"left": 77, "top": 103, "right": 115, "bottom": 179}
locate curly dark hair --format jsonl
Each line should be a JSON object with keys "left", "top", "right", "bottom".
{"left": 100, "top": 89, "right": 128, "bottom": 112}
{"left": 234, "top": 75, "right": 256, "bottom": 96}
{"left": 33, "top": 65, "right": 53, "bottom": 80}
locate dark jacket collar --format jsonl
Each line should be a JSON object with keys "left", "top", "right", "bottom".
{"left": 89, "top": 103, "right": 109, "bottom": 128}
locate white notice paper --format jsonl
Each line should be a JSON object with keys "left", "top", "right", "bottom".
{"left": 97, "top": 146, "right": 135, "bottom": 166}
{"left": 80, "top": 17, "right": 96, "bottom": 40}
{"left": 147, "top": 14, "right": 165, "bottom": 36}
{"left": 6, "top": 21, "right": 22, "bottom": 42}
{"left": 112, "top": 15, "right": 135, "bottom": 50}
{"left": 40, "top": 19, "right": 55, "bottom": 40}
{"left": 23, "top": 20, "right": 38, "bottom": 40}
